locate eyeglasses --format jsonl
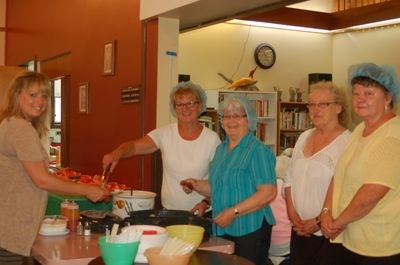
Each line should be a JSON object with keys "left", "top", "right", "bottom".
{"left": 306, "top": 102, "right": 336, "bottom": 109}
{"left": 221, "top": 114, "right": 247, "bottom": 120}
{"left": 175, "top": 100, "right": 199, "bottom": 109}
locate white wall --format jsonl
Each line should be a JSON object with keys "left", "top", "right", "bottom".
{"left": 180, "top": 22, "right": 400, "bottom": 98}
{"left": 179, "top": 22, "right": 400, "bottom": 126}
{"left": 332, "top": 25, "right": 400, "bottom": 90}
{"left": 140, "top": 0, "right": 198, "bottom": 20}
{"left": 289, "top": 0, "right": 333, "bottom": 12}
{"left": 332, "top": 25, "right": 400, "bottom": 119}
{"left": 156, "top": 17, "right": 180, "bottom": 127}
{"left": 179, "top": 23, "right": 332, "bottom": 102}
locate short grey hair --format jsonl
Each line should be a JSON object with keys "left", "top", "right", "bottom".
{"left": 218, "top": 94, "right": 257, "bottom": 131}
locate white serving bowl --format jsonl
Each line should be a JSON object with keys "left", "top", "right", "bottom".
{"left": 131, "top": 225, "right": 169, "bottom": 263}
{"left": 112, "top": 190, "right": 156, "bottom": 218}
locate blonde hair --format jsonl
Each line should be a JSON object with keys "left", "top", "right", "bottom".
{"left": 310, "top": 81, "right": 348, "bottom": 127}
{"left": 0, "top": 71, "right": 51, "bottom": 138}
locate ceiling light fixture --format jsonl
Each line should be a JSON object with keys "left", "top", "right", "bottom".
{"left": 227, "top": 18, "right": 400, "bottom": 34}
{"left": 227, "top": 19, "right": 331, "bottom": 34}
{"left": 339, "top": 18, "right": 400, "bottom": 32}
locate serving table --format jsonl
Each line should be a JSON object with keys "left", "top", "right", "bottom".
{"left": 88, "top": 250, "right": 254, "bottom": 265}
{"left": 32, "top": 233, "right": 234, "bottom": 265}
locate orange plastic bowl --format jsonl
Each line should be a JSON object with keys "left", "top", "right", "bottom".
{"left": 144, "top": 246, "right": 192, "bottom": 265}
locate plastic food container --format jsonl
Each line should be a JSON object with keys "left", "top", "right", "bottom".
{"left": 166, "top": 225, "right": 205, "bottom": 251}
{"left": 98, "top": 236, "right": 140, "bottom": 265}
{"left": 144, "top": 246, "right": 192, "bottom": 265}
{"left": 112, "top": 190, "right": 156, "bottom": 218}
{"left": 130, "top": 225, "right": 169, "bottom": 263}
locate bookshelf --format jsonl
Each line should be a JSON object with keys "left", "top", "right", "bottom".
{"left": 198, "top": 109, "right": 221, "bottom": 137}
{"left": 205, "top": 90, "right": 278, "bottom": 154}
{"left": 278, "top": 101, "right": 312, "bottom": 153}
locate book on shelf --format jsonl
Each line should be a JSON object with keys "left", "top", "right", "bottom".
{"left": 280, "top": 108, "right": 310, "bottom": 130}
{"left": 255, "top": 122, "right": 267, "bottom": 143}
{"left": 252, "top": 99, "right": 270, "bottom": 117}
{"left": 280, "top": 132, "right": 301, "bottom": 150}
{"left": 198, "top": 115, "right": 216, "bottom": 131}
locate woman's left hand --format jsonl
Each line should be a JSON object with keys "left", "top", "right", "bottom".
{"left": 214, "top": 207, "right": 236, "bottom": 228}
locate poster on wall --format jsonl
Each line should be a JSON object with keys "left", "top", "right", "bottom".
{"left": 78, "top": 82, "right": 89, "bottom": 114}
{"left": 103, "top": 40, "right": 115, "bottom": 75}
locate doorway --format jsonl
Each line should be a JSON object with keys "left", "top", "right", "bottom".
{"left": 41, "top": 52, "right": 71, "bottom": 168}
{"left": 49, "top": 76, "right": 70, "bottom": 168}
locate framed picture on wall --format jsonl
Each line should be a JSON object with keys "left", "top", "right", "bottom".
{"left": 103, "top": 40, "right": 115, "bottom": 75}
{"left": 78, "top": 82, "right": 89, "bottom": 114}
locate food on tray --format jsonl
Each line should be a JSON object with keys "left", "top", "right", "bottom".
{"left": 54, "top": 167, "right": 129, "bottom": 192}
{"left": 40, "top": 215, "right": 68, "bottom": 233}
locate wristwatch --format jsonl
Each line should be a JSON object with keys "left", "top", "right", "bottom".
{"left": 321, "top": 207, "right": 330, "bottom": 215}
{"left": 234, "top": 208, "right": 240, "bottom": 217}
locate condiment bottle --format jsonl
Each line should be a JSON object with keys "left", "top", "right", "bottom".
{"left": 76, "top": 221, "right": 84, "bottom": 235}
{"left": 60, "top": 199, "right": 69, "bottom": 217}
{"left": 67, "top": 200, "right": 79, "bottom": 232}
{"left": 84, "top": 222, "right": 91, "bottom": 236}
{"left": 55, "top": 147, "right": 61, "bottom": 168}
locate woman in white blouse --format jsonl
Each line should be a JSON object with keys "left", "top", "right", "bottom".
{"left": 284, "top": 81, "right": 350, "bottom": 265}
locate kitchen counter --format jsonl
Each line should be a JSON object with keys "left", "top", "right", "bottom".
{"left": 32, "top": 233, "right": 234, "bottom": 265}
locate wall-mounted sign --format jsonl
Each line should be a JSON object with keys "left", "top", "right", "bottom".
{"left": 121, "top": 86, "right": 140, "bottom": 103}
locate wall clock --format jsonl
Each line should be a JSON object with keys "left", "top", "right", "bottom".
{"left": 254, "top": 43, "right": 276, "bottom": 69}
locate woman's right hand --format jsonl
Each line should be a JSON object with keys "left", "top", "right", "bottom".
{"left": 286, "top": 204, "right": 305, "bottom": 235}
{"left": 180, "top": 178, "right": 211, "bottom": 197}
{"left": 102, "top": 152, "right": 119, "bottom": 173}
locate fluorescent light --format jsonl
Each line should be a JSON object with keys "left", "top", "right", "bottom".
{"left": 341, "top": 18, "right": 400, "bottom": 32}
{"left": 227, "top": 18, "right": 400, "bottom": 34}
{"left": 227, "top": 19, "right": 331, "bottom": 33}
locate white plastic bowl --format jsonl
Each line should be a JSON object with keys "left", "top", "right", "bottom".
{"left": 131, "top": 225, "right": 169, "bottom": 263}
{"left": 112, "top": 190, "right": 156, "bottom": 218}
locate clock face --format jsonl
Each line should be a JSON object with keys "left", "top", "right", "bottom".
{"left": 254, "top": 43, "right": 276, "bottom": 69}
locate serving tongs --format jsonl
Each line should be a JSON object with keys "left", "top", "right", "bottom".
{"left": 101, "top": 163, "right": 112, "bottom": 189}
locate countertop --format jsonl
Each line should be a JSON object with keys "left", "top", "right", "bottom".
{"left": 89, "top": 250, "right": 254, "bottom": 265}
{"left": 32, "top": 233, "right": 234, "bottom": 265}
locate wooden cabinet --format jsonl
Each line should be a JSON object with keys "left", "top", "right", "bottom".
{"left": 205, "top": 90, "right": 278, "bottom": 154}
{"left": 278, "top": 101, "right": 311, "bottom": 154}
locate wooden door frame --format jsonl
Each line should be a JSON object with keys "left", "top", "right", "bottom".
{"left": 41, "top": 53, "right": 71, "bottom": 168}
{"left": 60, "top": 76, "right": 70, "bottom": 167}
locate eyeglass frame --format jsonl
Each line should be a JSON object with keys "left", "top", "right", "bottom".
{"left": 306, "top": 102, "right": 337, "bottom": 109}
{"left": 220, "top": 114, "right": 248, "bottom": 120}
{"left": 174, "top": 100, "right": 200, "bottom": 109}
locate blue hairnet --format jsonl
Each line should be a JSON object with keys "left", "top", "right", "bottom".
{"left": 348, "top": 63, "right": 400, "bottom": 105}
{"left": 169, "top": 81, "right": 207, "bottom": 117}
{"left": 218, "top": 94, "right": 257, "bottom": 131}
